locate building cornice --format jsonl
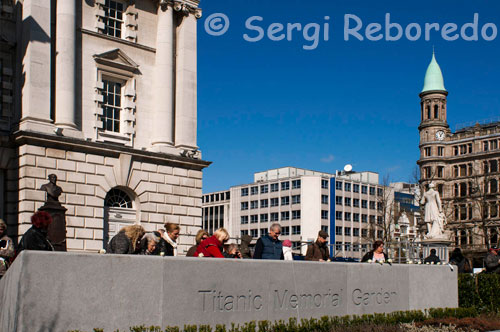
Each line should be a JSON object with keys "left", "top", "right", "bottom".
{"left": 417, "top": 150, "right": 500, "bottom": 165}
{"left": 418, "top": 122, "right": 449, "bottom": 131}
{"left": 419, "top": 90, "right": 448, "bottom": 98}
{"left": 419, "top": 132, "right": 500, "bottom": 147}
{"left": 81, "top": 29, "right": 156, "bottom": 53}
{"left": 13, "top": 131, "right": 211, "bottom": 170}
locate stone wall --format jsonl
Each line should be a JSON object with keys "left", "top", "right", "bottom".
{"left": 16, "top": 136, "right": 206, "bottom": 253}
{"left": 0, "top": 251, "right": 458, "bottom": 332}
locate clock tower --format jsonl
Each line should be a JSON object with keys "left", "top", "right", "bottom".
{"left": 418, "top": 52, "right": 449, "bottom": 192}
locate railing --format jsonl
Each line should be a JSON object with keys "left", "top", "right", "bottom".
{"left": 455, "top": 117, "right": 500, "bottom": 132}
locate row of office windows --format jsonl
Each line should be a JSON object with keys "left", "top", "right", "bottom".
{"left": 335, "top": 212, "right": 381, "bottom": 223}
{"left": 335, "top": 226, "right": 368, "bottom": 237}
{"left": 335, "top": 182, "right": 381, "bottom": 196}
{"left": 241, "top": 211, "right": 301, "bottom": 224}
{"left": 335, "top": 242, "right": 371, "bottom": 252}
{"left": 241, "top": 179, "right": 384, "bottom": 197}
{"left": 335, "top": 197, "right": 378, "bottom": 209}
{"left": 202, "top": 191, "right": 230, "bottom": 204}
{"left": 241, "top": 180, "right": 302, "bottom": 197}
{"left": 241, "top": 226, "right": 301, "bottom": 237}
{"left": 241, "top": 195, "right": 301, "bottom": 210}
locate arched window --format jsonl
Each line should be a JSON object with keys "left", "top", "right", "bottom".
{"left": 434, "top": 104, "right": 439, "bottom": 119}
{"left": 427, "top": 105, "right": 431, "bottom": 120}
{"left": 105, "top": 188, "right": 133, "bottom": 208}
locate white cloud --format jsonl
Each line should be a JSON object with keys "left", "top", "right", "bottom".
{"left": 321, "top": 154, "right": 335, "bottom": 163}
{"left": 385, "top": 165, "right": 401, "bottom": 173}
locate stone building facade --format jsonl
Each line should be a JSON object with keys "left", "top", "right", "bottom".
{"left": 0, "top": 0, "right": 210, "bottom": 253}
{"left": 417, "top": 53, "right": 500, "bottom": 250}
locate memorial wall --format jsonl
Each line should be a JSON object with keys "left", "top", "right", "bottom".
{"left": 0, "top": 252, "right": 458, "bottom": 332}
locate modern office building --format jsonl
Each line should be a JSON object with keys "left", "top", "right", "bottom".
{"left": 201, "top": 167, "right": 420, "bottom": 259}
{"left": 0, "top": 0, "right": 210, "bottom": 253}
{"left": 201, "top": 190, "right": 231, "bottom": 238}
{"left": 417, "top": 53, "right": 500, "bottom": 250}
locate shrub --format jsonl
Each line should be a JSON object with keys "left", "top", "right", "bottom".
{"left": 458, "top": 273, "right": 500, "bottom": 313}
{"left": 70, "top": 306, "right": 490, "bottom": 332}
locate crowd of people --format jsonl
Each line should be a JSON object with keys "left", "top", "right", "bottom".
{"left": 1, "top": 213, "right": 499, "bottom": 278}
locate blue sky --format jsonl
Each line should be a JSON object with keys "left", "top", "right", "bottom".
{"left": 197, "top": 0, "right": 500, "bottom": 193}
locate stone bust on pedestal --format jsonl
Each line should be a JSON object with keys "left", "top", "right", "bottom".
{"left": 39, "top": 174, "right": 67, "bottom": 251}
{"left": 40, "top": 174, "right": 63, "bottom": 205}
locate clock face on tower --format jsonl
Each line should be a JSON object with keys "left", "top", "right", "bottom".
{"left": 435, "top": 130, "right": 445, "bottom": 141}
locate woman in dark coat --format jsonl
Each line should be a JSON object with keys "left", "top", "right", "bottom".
{"left": 157, "top": 223, "right": 180, "bottom": 256}
{"left": 449, "top": 248, "right": 472, "bottom": 273}
{"left": 17, "top": 211, "right": 54, "bottom": 253}
{"left": 107, "top": 225, "right": 145, "bottom": 254}
{"left": 361, "top": 240, "right": 389, "bottom": 263}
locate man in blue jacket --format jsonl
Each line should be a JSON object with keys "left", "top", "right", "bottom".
{"left": 253, "top": 223, "right": 284, "bottom": 260}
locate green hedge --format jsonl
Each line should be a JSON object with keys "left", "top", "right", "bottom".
{"left": 69, "top": 307, "right": 478, "bottom": 332}
{"left": 458, "top": 273, "right": 500, "bottom": 313}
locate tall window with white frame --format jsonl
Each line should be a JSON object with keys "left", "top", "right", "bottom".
{"left": 102, "top": 79, "right": 122, "bottom": 133}
{"left": 103, "top": 0, "right": 124, "bottom": 38}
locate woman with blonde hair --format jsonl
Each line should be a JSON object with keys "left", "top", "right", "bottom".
{"left": 194, "top": 228, "right": 229, "bottom": 258}
{"left": 107, "top": 224, "right": 145, "bottom": 254}
{"left": 186, "top": 229, "right": 209, "bottom": 257}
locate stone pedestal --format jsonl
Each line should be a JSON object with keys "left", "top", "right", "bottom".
{"left": 420, "top": 238, "right": 453, "bottom": 262}
{"left": 39, "top": 203, "right": 67, "bottom": 252}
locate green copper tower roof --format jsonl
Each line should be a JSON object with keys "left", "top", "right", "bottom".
{"left": 421, "top": 52, "right": 446, "bottom": 93}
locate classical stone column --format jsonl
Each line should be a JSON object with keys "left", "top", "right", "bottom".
{"left": 20, "top": 0, "right": 52, "bottom": 124}
{"left": 54, "top": 0, "right": 77, "bottom": 129}
{"left": 151, "top": 2, "right": 175, "bottom": 149}
{"left": 175, "top": 12, "right": 199, "bottom": 150}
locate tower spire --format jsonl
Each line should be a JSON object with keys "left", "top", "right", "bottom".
{"left": 422, "top": 50, "right": 446, "bottom": 93}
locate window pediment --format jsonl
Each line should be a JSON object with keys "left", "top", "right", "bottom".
{"left": 93, "top": 49, "right": 139, "bottom": 74}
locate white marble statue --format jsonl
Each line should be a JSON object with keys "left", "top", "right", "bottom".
{"left": 420, "top": 183, "right": 446, "bottom": 239}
